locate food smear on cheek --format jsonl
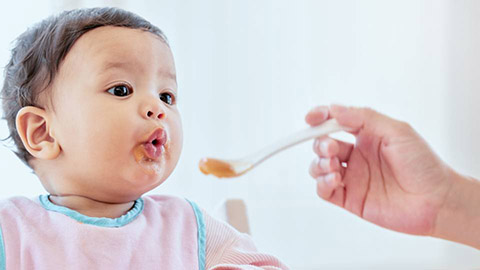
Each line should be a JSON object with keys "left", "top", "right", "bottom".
{"left": 198, "top": 158, "right": 237, "bottom": 178}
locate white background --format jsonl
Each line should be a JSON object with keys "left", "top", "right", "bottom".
{"left": 1, "top": 0, "right": 479, "bottom": 269}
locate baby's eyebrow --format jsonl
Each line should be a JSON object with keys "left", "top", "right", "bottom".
{"left": 165, "top": 72, "right": 177, "bottom": 82}
{"left": 100, "top": 61, "right": 131, "bottom": 72}
{"left": 102, "top": 61, "right": 130, "bottom": 71}
{"left": 100, "top": 61, "right": 177, "bottom": 82}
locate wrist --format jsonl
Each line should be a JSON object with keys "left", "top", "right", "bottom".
{"left": 432, "top": 170, "right": 480, "bottom": 249}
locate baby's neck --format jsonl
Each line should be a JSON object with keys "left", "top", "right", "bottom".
{"left": 48, "top": 195, "right": 135, "bottom": 219}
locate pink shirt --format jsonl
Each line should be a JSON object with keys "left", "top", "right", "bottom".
{"left": 0, "top": 195, "right": 287, "bottom": 269}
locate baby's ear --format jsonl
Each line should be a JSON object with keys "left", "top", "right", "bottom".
{"left": 15, "top": 106, "right": 60, "bottom": 160}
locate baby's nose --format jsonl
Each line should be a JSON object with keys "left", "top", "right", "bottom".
{"left": 146, "top": 110, "right": 164, "bottom": 120}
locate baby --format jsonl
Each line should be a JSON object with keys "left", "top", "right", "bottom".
{"left": 0, "top": 7, "right": 287, "bottom": 269}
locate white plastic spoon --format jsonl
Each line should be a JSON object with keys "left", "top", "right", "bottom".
{"left": 198, "top": 118, "right": 351, "bottom": 178}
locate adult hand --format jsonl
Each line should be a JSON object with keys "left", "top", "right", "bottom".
{"left": 306, "top": 105, "right": 480, "bottom": 249}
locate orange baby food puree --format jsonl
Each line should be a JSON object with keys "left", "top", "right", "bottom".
{"left": 198, "top": 158, "right": 237, "bottom": 178}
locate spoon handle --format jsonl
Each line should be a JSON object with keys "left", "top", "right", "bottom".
{"left": 248, "top": 119, "right": 350, "bottom": 166}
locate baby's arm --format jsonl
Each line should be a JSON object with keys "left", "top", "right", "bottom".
{"left": 202, "top": 209, "right": 288, "bottom": 270}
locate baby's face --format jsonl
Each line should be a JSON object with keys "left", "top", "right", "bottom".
{"left": 47, "top": 26, "right": 182, "bottom": 202}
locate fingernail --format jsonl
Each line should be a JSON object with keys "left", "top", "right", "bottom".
{"left": 310, "top": 105, "right": 328, "bottom": 113}
{"left": 318, "top": 106, "right": 329, "bottom": 116}
{"left": 325, "top": 173, "right": 336, "bottom": 187}
{"left": 319, "top": 157, "right": 334, "bottom": 171}
{"left": 326, "top": 173, "right": 345, "bottom": 188}
{"left": 319, "top": 158, "right": 327, "bottom": 169}
{"left": 309, "top": 106, "right": 329, "bottom": 120}
{"left": 321, "top": 141, "right": 329, "bottom": 154}
{"left": 316, "top": 157, "right": 323, "bottom": 167}
{"left": 315, "top": 175, "right": 325, "bottom": 183}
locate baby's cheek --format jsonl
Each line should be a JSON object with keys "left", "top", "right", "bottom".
{"left": 166, "top": 136, "right": 182, "bottom": 169}
{"left": 169, "top": 117, "right": 183, "bottom": 156}
{"left": 98, "top": 136, "right": 128, "bottom": 161}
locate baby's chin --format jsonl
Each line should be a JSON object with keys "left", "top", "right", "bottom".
{"left": 126, "top": 165, "right": 167, "bottom": 186}
{"left": 124, "top": 160, "right": 172, "bottom": 191}
{"left": 94, "top": 145, "right": 178, "bottom": 197}
{"left": 136, "top": 158, "right": 165, "bottom": 176}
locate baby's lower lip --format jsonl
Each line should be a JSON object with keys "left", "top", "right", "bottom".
{"left": 143, "top": 142, "right": 162, "bottom": 160}
{"left": 134, "top": 143, "right": 163, "bottom": 162}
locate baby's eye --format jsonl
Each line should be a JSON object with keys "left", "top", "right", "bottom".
{"left": 160, "top": 92, "right": 175, "bottom": 105}
{"left": 107, "top": 85, "right": 132, "bottom": 97}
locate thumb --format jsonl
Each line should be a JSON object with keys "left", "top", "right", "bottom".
{"left": 329, "top": 104, "right": 367, "bottom": 132}
{"left": 330, "top": 104, "right": 406, "bottom": 137}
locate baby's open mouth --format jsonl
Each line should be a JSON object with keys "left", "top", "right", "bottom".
{"left": 134, "top": 128, "right": 167, "bottom": 162}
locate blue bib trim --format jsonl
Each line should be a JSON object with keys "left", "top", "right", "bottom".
{"left": 39, "top": 195, "right": 144, "bottom": 228}
{"left": 187, "top": 200, "right": 206, "bottom": 270}
{"left": 0, "top": 223, "right": 5, "bottom": 270}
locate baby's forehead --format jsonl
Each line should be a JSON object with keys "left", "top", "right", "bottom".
{"left": 63, "top": 26, "right": 176, "bottom": 78}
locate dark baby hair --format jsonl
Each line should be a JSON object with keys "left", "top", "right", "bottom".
{"left": 1, "top": 7, "right": 168, "bottom": 169}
